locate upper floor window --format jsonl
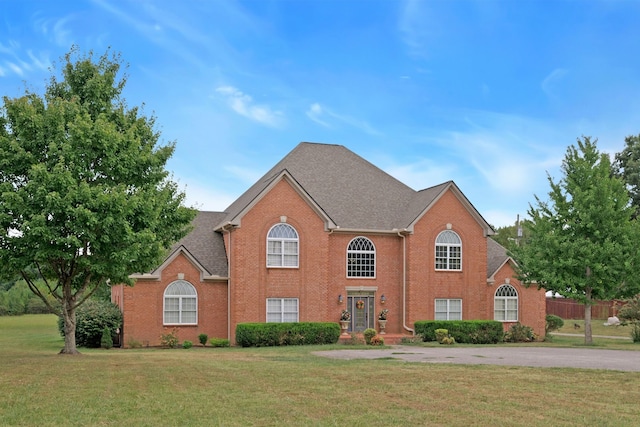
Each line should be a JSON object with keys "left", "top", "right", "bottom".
{"left": 267, "top": 298, "right": 299, "bottom": 322}
{"left": 494, "top": 284, "right": 518, "bottom": 321}
{"left": 435, "top": 230, "right": 461, "bottom": 270}
{"left": 267, "top": 223, "right": 299, "bottom": 267}
{"left": 163, "top": 280, "right": 197, "bottom": 325}
{"left": 347, "top": 236, "right": 376, "bottom": 278}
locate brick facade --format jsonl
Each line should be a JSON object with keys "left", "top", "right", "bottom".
{"left": 117, "top": 177, "right": 546, "bottom": 346}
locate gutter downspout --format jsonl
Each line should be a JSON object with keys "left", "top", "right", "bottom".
{"left": 397, "top": 230, "right": 414, "bottom": 335}
{"left": 220, "top": 222, "right": 233, "bottom": 341}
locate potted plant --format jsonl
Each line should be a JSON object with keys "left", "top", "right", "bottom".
{"left": 339, "top": 310, "right": 351, "bottom": 335}
{"left": 378, "top": 309, "right": 389, "bottom": 334}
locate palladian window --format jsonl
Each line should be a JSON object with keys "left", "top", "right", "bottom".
{"left": 163, "top": 280, "right": 197, "bottom": 325}
{"left": 435, "top": 230, "right": 462, "bottom": 270}
{"left": 346, "top": 236, "right": 376, "bottom": 278}
{"left": 267, "top": 223, "right": 299, "bottom": 267}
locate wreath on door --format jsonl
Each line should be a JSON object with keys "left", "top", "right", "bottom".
{"left": 356, "top": 300, "right": 365, "bottom": 309}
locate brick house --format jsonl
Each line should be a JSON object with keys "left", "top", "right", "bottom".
{"left": 112, "top": 142, "right": 546, "bottom": 346}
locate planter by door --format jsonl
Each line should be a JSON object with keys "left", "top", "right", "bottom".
{"left": 339, "top": 320, "right": 350, "bottom": 336}
{"left": 378, "top": 319, "right": 387, "bottom": 334}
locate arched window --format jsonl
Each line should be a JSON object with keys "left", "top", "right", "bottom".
{"left": 163, "top": 280, "right": 197, "bottom": 325}
{"left": 347, "top": 236, "right": 376, "bottom": 278}
{"left": 435, "top": 230, "right": 462, "bottom": 270}
{"left": 494, "top": 284, "right": 518, "bottom": 321}
{"left": 267, "top": 223, "right": 299, "bottom": 267}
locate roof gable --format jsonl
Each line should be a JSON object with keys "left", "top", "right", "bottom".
{"left": 217, "top": 142, "right": 495, "bottom": 234}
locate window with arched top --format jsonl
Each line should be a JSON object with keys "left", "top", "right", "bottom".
{"left": 435, "top": 230, "right": 462, "bottom": 270}
{"left": 163, "top": 280, "right": 197, "bottom": 325}
{"left": 267, "top": 223, "right": 299, "bottom": 267}
{"left": 347, "top": 236, "right": 376, "bottom": 278}
{"left": 494, "top": 284, "right": 518, "bottom": 322}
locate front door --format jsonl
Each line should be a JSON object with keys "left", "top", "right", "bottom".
{"left": 347, "top": 292, "right": 375, "bottom": 332}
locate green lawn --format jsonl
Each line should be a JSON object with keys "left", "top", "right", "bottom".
{"left": 1, "top": 315, "right": 639, "bottom": 426}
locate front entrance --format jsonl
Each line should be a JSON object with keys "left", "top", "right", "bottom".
{"left": 347, "top": 292, "right": 375, "bottom": 332}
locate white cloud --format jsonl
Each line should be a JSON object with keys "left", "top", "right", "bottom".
{"left": 181, "top": 180, "right": 237, "bottom": 212}
{"left": 541, "top": 68, "right": 568, "bottom": 99}
{"left": 384, "top": 158, "right": 457, "bottom": 190}
{"left": 216, "top": 86, "right": 284, "bottom": 127}
{"left": 306, "top": 102, "right": 381, "bottom": 136}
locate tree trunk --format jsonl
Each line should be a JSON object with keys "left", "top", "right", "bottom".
{"left": 60, "top": 299, "right": 80, "bottom": 355}
{"left": 584, "top": 287, "right": 593, "bottom": 345}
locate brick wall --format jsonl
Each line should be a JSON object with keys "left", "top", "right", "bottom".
{"left": 120, "top": 252, "right": 228, "bottom": 347}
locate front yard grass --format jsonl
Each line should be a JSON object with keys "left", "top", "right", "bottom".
{"left": 1, "top": 315, "right": 639, "bottom": 426}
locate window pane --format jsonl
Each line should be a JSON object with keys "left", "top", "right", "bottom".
{"left": 283, "top": 254, "right": 298, "bottom": 267}
{"left": 182, "top": 298, "right": 196, "bottom": 311}
{"left": 267, "top": 254, "right": 282, "bottom": 266}
{"left": 165, "top": 297, "right": 179, "bottom": 311}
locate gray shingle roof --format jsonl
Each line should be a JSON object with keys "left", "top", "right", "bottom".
{"left": 165, "top": 211, "right": 228, "bottom": 277}
{"left": 487, "top": 237, "right": 510, "bottom": 278}
{"left": 218, "top": 142, "right": 491, "bottom": 232}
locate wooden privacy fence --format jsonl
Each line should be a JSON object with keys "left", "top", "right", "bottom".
{"left": 546, "top": 298, "right": 622, "bottom": 319}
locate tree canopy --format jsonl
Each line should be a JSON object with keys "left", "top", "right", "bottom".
{"left": 614, "top": 134, "right": 640, "bottom": 218}
{"left": 511, "top": 136, "right": 640, "bottom": 344}
{"left": 0, "top": 48, "right": 196, "bottom": 353}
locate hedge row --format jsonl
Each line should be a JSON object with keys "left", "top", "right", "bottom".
{"left": 414, "top": 320, "right": 504, "bottom": 344}
{"left": 235, "top": 322, "right": 341, "bottom": 347}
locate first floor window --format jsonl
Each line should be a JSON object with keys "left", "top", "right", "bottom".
{"left": 267, "top": 298, "right": 299, "bottom": 322}
{"left": 494, "top": 284, "right": 518, "bottom": 321}
{"left": 435, "top": 299, "right": 462, "bottom": 320}
{"left": 164, "top": 280, "right": 197, "bottom": 325}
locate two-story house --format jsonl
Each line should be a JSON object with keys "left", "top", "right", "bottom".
{"left": 112, "top": 142, "right": 546, "bottom": 346}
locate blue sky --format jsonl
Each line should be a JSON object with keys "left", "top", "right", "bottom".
{"left": 2, "top": 0, "right": 640, "bottom": 227}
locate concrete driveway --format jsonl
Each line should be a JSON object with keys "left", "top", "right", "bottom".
{"left": 313, "top": 345, "right": 640, "bottom": 372}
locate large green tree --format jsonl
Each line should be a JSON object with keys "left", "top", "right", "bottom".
{"left": 614, "top": 134, "right": 640, "bottom": 218}
{"left": 0, "top": 48, "right": 196, "bottom": 353}
{"left": 512, "top": 137, "right": 640, "bottom": 344}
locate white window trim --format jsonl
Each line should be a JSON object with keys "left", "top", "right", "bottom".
{"left": 435, "top": 230, "right": 462, "bottom": 271}
{"left": 346, "top": 236, "right": 376, "bottom": 279}
{"left": 163, "top": 280, "right": 198, "bottom": 325}
{"left": 494, "top": 284, "right": 518, "bottom": 322}
{"left": 266, "top": 223, "right": 299, "bottom": 268}
{"left": 266, "top": 298, "right": 299, "bottom": 323}
{"left": 434, "top": 298, "right": 462, "bottom": 320}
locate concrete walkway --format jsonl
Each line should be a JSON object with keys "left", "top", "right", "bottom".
{"left": 314, "top": 345, "right": 640, "bottom": 372}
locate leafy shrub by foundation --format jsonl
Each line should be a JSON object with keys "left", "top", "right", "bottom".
{"left": 182, "top": 340, "right": 193, "bottom": 349}
{"left": 414, "top": 320, "right": 504, "bottom": 344}
{"left": 198, "top": 333, "right": 208, "bottom": 346}
{"left": 369, "top": 335, "right": 384, "bottom": 346}
{"left": 434, "top": 329, "right": 449, "bottom": 343}
{"left": 235, "top": 322, "right": 340, "bottom": 347}
{"left": 363, "top": 328, "right": 377, "bottom": 345}
{"left": 209, "top": 338, "right": 230, "bottom": 347}
{"left": 160, "top": 328, "right": 179, "bottom": 348}
{"left": 504, "top": 323, "right": 536, "bottom": 342}
{"left": 57, "top": 299, "right": 122, "bottom": 348}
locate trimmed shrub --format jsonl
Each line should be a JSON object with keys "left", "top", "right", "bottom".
{"left": 100, "top": 327, "right": 113, "bottom": 349}
{"left": 414, "top": 320, "right": 504, "bottom": 344}
{"left": 182, "top": 340, "right": 193, "bottom": 349}
{"left": 209, "top": 338, "right": 230, "bottom": 347}
{"left": 198, "top": 333, "right": 208, "bottom": 346}
{"left": 434, "top": 329, "right": 449, "bottom": 343}
{"left": 235, "top": 322, "right": 340, "bottom": 347}
{"left": 363, "top": 328, "right": 377, "bottom": 345}
{"left": 57, "top": 299, "right": 122, "bottom": 348}
{"left": 545, "top": 315, "right": 564, "bottom": 336}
